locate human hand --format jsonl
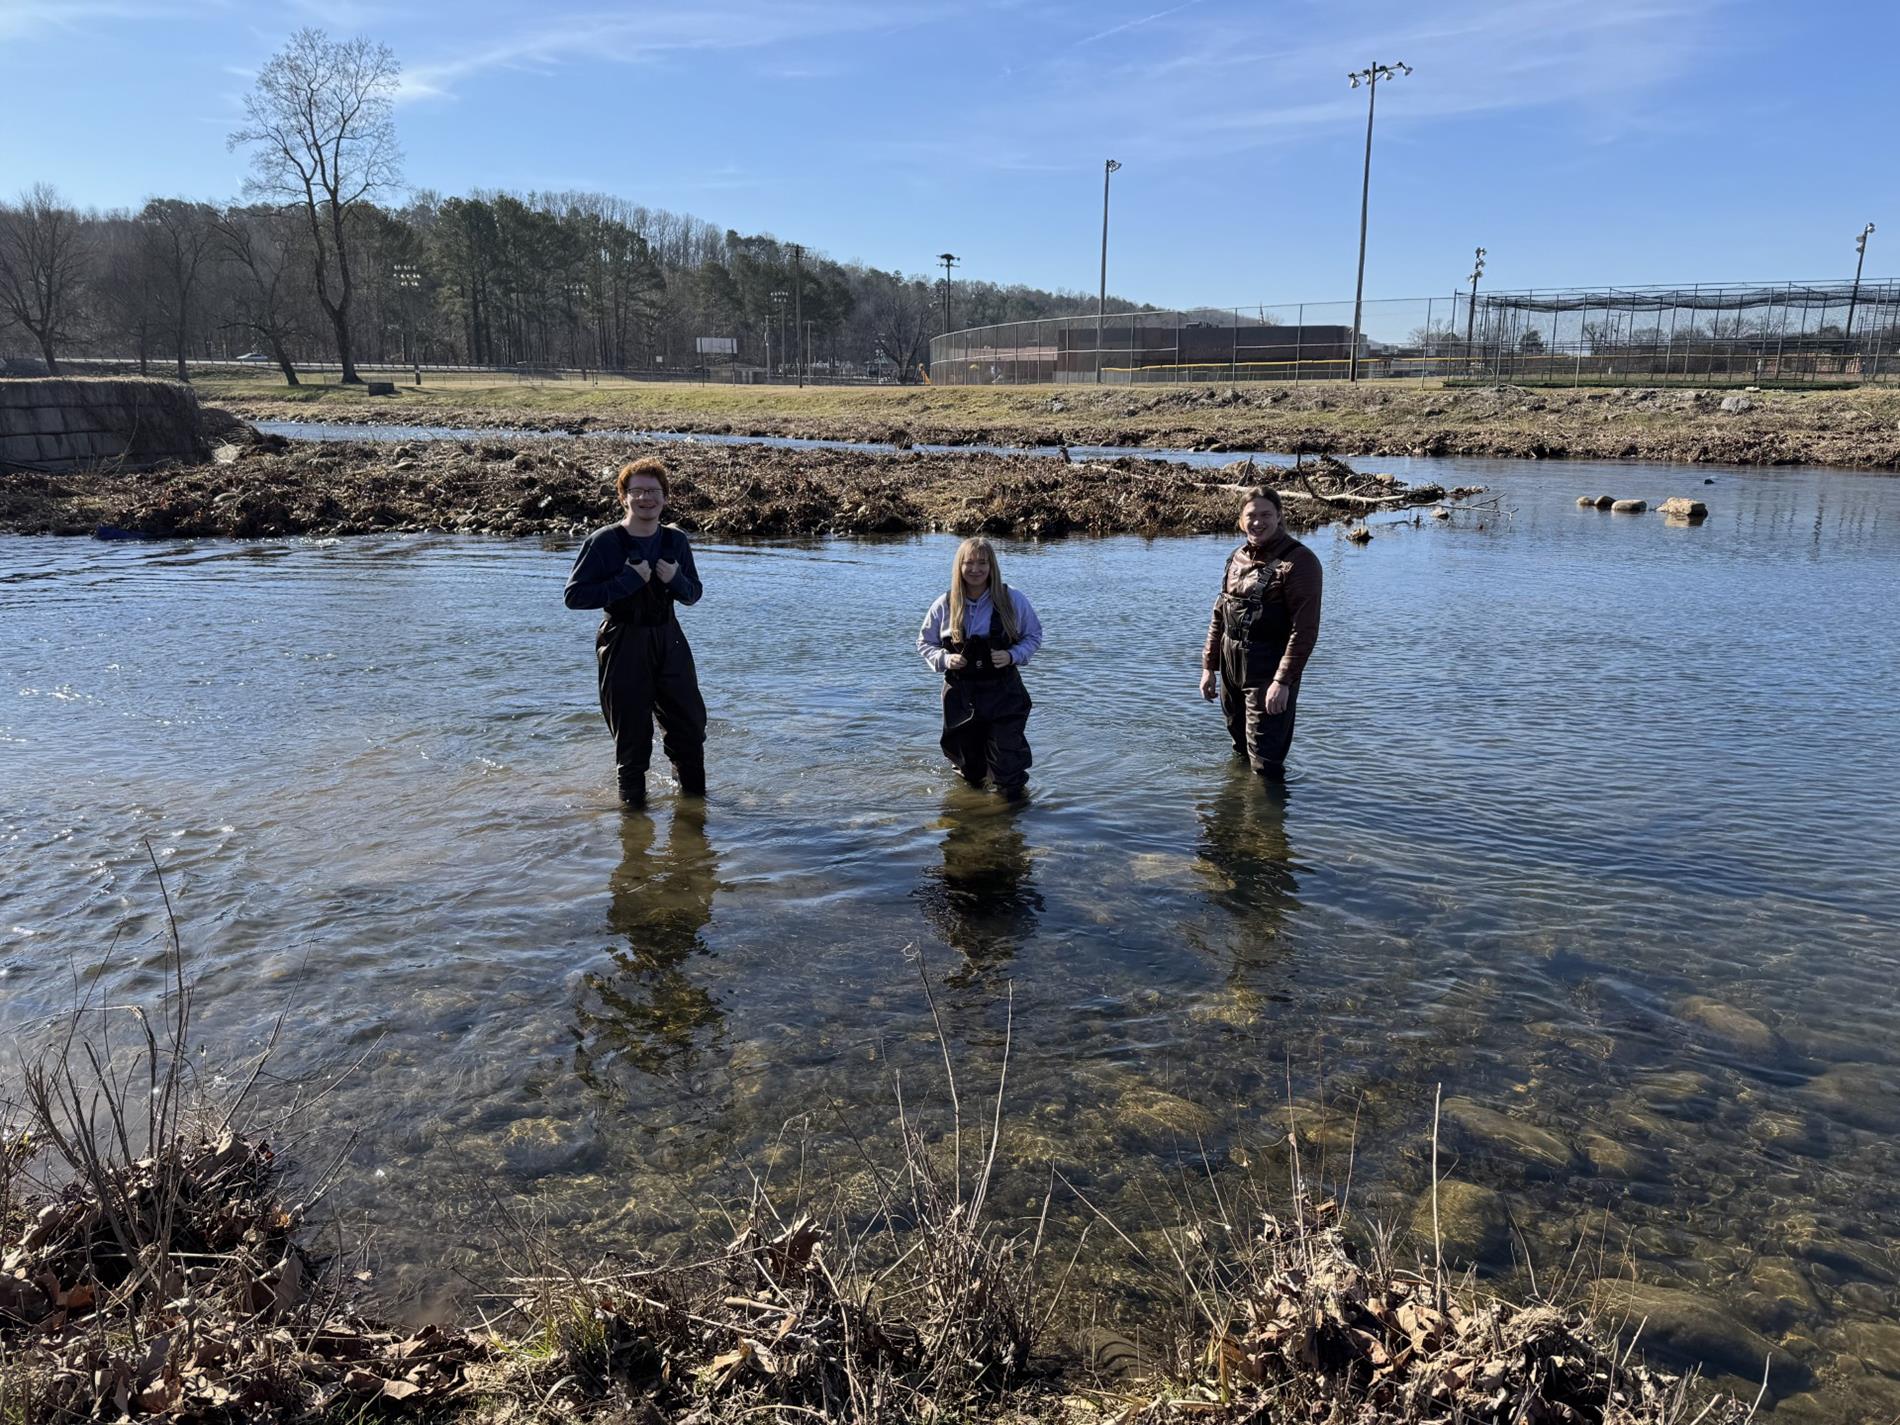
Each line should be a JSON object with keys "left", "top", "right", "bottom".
{"left": 990, "top": 648, "right": 1013, "bottom": 668}
{"left": 655, "top": 559, "right": 679, "bottom": 583}
{"left": 944, "top": 653, "right": 968, "bottom": 670}
{"left": 1199, "top": 669, "right": 1218, "bottom": 701}
{"left": 1264, "top": 680, "right": 1290, "bottom": 715}
{"left": 629, "top": 559, "right": 653, "bottom": 582}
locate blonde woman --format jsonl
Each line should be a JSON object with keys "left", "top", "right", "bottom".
{"left": 917, "top": 538, "right": 1044, "bottom": 799}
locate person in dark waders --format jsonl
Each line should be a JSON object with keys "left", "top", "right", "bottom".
{"left": 1200, "top": 485, "right": 1323, "bottom": 778}
{"left": 917, "top": 537, "right": 1044, "bottom": 802}
{"left": 564, "top": 458, "right": 706, "bottom": 810}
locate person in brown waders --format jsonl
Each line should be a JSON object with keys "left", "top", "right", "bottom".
{"left": 1200, "top": 486, "right": 1322, "bottom": 778}
{"left": 564, "top": 458, "right": 706, "bottom": 810}
{"left": 917, "top": 537, "right": 1044, "bottom": 802}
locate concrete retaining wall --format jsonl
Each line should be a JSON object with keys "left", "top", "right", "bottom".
{"left": 0, "top": 378, "right": 209, "bottom": 472}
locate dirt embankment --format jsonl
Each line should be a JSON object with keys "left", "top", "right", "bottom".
{"left": 0, "top": 428, "right": 1460, "bottom": 540}
{"left": 212, "top": 381, "right": 1900, "bottom": 469}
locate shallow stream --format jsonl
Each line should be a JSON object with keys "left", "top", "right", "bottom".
{"left": 4, "top": 455, "right": 1898, "bottom": 1417}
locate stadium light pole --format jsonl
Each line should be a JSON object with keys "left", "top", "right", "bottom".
{"left": 1346, "top": 61, "right": 1411, "bottom": 384}
{"left": 790, "top": 245, "right": 805, "bottom": 388}
{"left": 392, "top": 262, "right": 423, "bottom": 386}
{"left": 938, "top": 253, "right": 959, "bottom": 333}
{"left": 1845, "top": 222, "right": 1875, "bottom": 342}
{"left": 1097, "top": 159, "right": 1121, "bottom": 384}
{"left": 1465, "top": 246, "right": 1486, "bottom": 366}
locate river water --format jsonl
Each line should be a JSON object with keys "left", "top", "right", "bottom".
{"left": 4, "top": 455, "right": 1898, "bottom": 1417}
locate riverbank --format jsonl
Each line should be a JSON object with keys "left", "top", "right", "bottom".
{"left": 195, "top": 375, "right": 1900, "bottom": 469}
{"left": 3, "top": 1021, "right": 1759, "bottom": 1425}
{"left": 0, "top": 431, "right": 1468, "bottom": 539}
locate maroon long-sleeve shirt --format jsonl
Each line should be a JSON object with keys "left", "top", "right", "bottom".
{"left": 1202, "top": 532, "right": 1323, "bottom": 686}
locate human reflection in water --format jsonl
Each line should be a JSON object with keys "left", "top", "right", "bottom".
{"left": 573, "top": 807, "right": 725, "bottom": 1090}
{"left": 1197, "top": 764, "right": 1302, "bottom": 973}
{"left": 915, "top": 791, "right": 1043, "bottom": 987}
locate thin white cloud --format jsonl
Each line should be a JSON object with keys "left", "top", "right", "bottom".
{"left": 398, "top": 1, "right": 906, "bottom": 101}
{"left": 1072, "top": 0, "right": 1210, "bottom": 49}
{"left": 904, "top": 0, "right": 1735, "bottom": 169}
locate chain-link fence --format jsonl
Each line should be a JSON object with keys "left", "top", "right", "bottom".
{"left": 927, "top": 280, "right": 1900, "bottom": 388}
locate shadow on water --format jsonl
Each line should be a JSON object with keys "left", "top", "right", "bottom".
{"left": 572, "top": 806, "right": 726, "bottom": 1088}
{"left": 915, "top": 790, "right": 1044, "bottom": 988}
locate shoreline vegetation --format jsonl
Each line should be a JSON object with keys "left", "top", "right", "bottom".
{"left": 3, "top": 947, "right": 1764, "bottom": 1425}
{"left": 199, "top": 376, "right": 1900, "bottom": 469}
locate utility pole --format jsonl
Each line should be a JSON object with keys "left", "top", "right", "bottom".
{"left": 1845, "top": 222, "right": 1875, "bottom": 343}
{"left": 1465, "top": 246, "right": 1486, "bottom": 367}
{"left": 790, "top": 244, "right": 805, "bottom": 388}
{"left": 1346, "top": 61, "right": 1411, "bottom": 383}
{"left": 1097, "top": 158, "right": 1121, "bottom": 384}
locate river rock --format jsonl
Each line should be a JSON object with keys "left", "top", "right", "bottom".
{"left": 1441, "top": 1097, "right": 1578, "bottom": 1175}
{"left": 1837, "top": 1319, "right": 1900, "bottom": 1377}
{"left": 1580, "top": 1128, "right": 1663, "bottom": 1180}
{"left": 1660, "top": 496, "right": 1709, "bottom": 519}
{"left": 1611, "top": 498, "right": 1648, "bottom": 512}
{"left": 1798, "top": 1062, "right": 1900, "bottom": 1132}
{"left": 1737, "top": 1257, "right": 1821, "bottom": 1333}
{"left": 1633, "top": 1067, "right": 1720, "bottom": 1119}
{"left": 1409, "top": 1179, "right": 1511, "bottom": 1268}
{"left": 1108, "top": 1083, "right": 1220, "bottom": 1149}
{"left": 1590, "top": 1280, "right": 1780, "bottom": 1380}
{"left": 1678, "top": 995, "right": 1780, "bottom": 1058}
{"left": 499, "top": 1115, "right": 604, "bottom": 1176}
{"left": 1593, "top": 494, "right": 1616, "bottom": 508}
{"left": 1576, "top": 495, "right": 1596, "bottom": 507}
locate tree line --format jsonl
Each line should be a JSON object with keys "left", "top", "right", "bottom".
{"left": 0, "top": 30, "right": 1136, "bottom": 385}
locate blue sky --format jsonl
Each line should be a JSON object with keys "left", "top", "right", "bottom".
{"left": 2, "top": 0, "right": 1894, "bottom": 310}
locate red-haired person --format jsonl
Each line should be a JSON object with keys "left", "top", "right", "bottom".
{"left": 564, "top": 458, "right": 706, "bottom": 809}
{"left": 917, "top": 537, "right": 1044, "bottom": 800}
{"left": 1199, "top": 486, "right": 1322, "bottom": 778}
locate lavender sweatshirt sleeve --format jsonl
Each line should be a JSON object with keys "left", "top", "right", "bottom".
{"left": 917, "top": 595, "right": 952, "bottom": 674}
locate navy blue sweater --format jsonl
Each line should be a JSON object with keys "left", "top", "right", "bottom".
{"left": 564, "top": 523, "right": 703, "bottom": 626}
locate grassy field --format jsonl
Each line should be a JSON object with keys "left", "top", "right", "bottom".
{"left": 190, "top": 372, "right": 1900, "bottom": 469}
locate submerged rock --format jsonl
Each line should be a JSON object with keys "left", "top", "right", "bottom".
{"left": 1441, "top": 1097, "right": 1579, "bottom": 1175}
{"left": 1590, "top": 1279, "right": 1780, "bottom": 1381}
{"left": 1409, "top": 1178, "right": 1512, "bottom": 1268}
{"left": 1611, "top": 497, "right": 1649, "bottom": 512}
{"left": 1799, "top": 1062, "right": 1900, "bottom": 1132}
{"left": 1679, "top": 995, "right": 1780, "bottom": 1058}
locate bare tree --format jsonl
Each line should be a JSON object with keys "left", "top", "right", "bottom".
{"left": 228, "top": 28, "right": 401, "bottom": 383}
{"left": 139, "top": 199, "right": 219, "bottom": 381}
{"left": 0, "top": 184, "right": 89, "bottom": 374}
{"left": 865, "top": 270, "right": 934, "bottom": 381}
{"left": 215, "top": 205, "right": 313, "bottom": 384}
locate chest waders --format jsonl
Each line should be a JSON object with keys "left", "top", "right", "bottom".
{"left": 596, "top": 530, "right": 707, "bottom": 806}
{"left": 1217, "top": 552, "right": 1299, "bottom": 776}
{"left": 938, "top": 624, "right": 1033, "bottom": 795}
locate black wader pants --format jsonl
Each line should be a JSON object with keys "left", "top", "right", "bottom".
{"left": 941, "top": 633, "right": 1033, "bottom": 792}
{"left": 597, "top": 617, "right": 707, "bottom": 799}
{"left": 1219, "top": 634, "right": 1298, "bottom": 777}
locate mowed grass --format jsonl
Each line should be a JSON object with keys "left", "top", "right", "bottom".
{"left": 191, "top": 372, "right": 1075, "bottom": 425}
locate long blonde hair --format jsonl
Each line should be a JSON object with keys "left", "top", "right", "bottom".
{"left": 947, "top": 537, "right": 1018, "bottom": 645}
